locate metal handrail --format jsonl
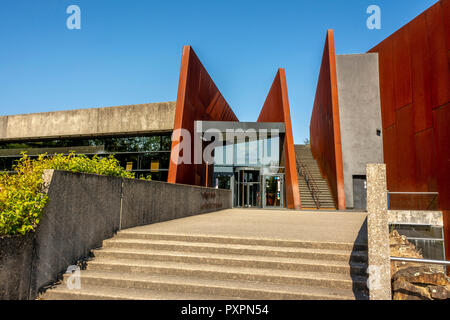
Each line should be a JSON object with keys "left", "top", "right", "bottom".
{"left": 297, "top": 159, "right": 321, "bottom": 209}
{"left": 388, "top": 192, "right": 439, "bottom": 194}
{"left": 390, "top": 257, "right": 450, "bottom": 265}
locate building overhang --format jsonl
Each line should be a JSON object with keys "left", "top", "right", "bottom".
{"left": 195, "top": 121, "right": 286, "bottom": 134}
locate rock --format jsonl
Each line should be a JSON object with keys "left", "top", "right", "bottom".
{"left": 390, "top": 230, "right": 450, "bottom": 300}
{"left": 392, "top": 279, "right": 432, "bottom": 300}
{"left": 389, "top": 230, "right": 424, "bottom": 276}
{"left": 393, "top": 266, "right": 450, "bottom": 286}
{"left": 428, "top": 285, "right": 450, "bottom": 300}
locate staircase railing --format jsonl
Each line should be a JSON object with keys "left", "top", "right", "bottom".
{"left": 297, "top": 159, "right": 321, "bottom": 209}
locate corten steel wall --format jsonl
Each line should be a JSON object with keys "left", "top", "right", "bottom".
{"left": 369, "top": 0, "right": 450, "bottom": 258}
{"left": 168, "top": 46, "right": 238, "bottom": 186}
{"left": 257, "top": 69, "right": 301, "bottom": 210}
{"left": 309, "top": 30, "right": 346, "bottom": 210}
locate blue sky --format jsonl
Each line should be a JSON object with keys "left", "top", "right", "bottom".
{"left": 0, "top": 0, "right": 438, "bottom": 143}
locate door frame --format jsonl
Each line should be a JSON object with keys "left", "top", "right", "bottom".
{"left": 262, "top": 173, "right": 285, "bottom": 209}
{"left": 234, "top": 167, "right": 261, "bottom": 208}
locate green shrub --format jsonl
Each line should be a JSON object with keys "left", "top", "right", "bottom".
{"left": 0, "top": 153, "right": 135, "bottom": 236}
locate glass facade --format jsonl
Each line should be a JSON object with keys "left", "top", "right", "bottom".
{"left": 0, "top": 134, "right": 172, "bottom": 181}
{"left": 211, "top": 134, "right": 286, "bottom": 208}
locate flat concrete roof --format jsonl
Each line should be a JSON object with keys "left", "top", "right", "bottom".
{"left": 0, "top": 102, "right": 176, "bottom": 142}
{"left": 195, "top": 121, "right": 285, "bottom": 143}
{"left": 196, "top": 121, "right": 285, "bottom": 133}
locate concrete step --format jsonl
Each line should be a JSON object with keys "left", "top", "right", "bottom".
{"left": 113, "top": 232, "right": 368, "bottom": 251}
{"left": 101, "top": 238, "right": 368, "bottom": 262}
{"left": 86, "top": 258, "right": 368, "bottom": 290}
{"left": 92, "top": 248, "right": 368, "bottom": 276}
{"left": 295, "top": 145, "right": 338, "bottom": 211}
{"left": 41, "top": 284, "right": 238, "bottom": 300}
{"left": 56, "top": 270, "right": 366, "bottom": 300}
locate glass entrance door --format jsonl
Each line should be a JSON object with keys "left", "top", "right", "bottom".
{"left": 263, "top": 175, "right": 284, "bottom": 208}
{"left": 234, "top": 169, "right": 261, "bottom": 208}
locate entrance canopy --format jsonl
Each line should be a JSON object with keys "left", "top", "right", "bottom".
{"left": 195, "top": 121, "right": 285, "bottom": 139}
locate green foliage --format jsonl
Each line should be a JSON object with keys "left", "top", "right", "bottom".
{"left": 0, "top": 153, "right": 135, "bottom": 236}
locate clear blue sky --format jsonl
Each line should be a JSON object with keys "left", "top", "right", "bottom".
{"left": 0, "top": 0, "right": 438, "bottom": 143}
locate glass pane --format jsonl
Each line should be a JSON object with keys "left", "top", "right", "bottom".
{"left": 265, "top": 176, "right": 281, "bottom": 207}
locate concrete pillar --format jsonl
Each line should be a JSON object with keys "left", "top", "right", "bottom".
{"left": 366, "top": 163, "right": 392, "bottom": 300}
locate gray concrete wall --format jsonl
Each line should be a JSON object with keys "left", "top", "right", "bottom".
{"left": 388, "top": 210, "right": 444, "bottom": 226}
{"left": 121, "top": 179, "right": 232, "bottom": 229}
{"left": 0, "top": 170, "right": 232, "bottom": 299}
{"left": 0, "top": 234, "right": 34, "bottom": 300}
{"left": 30, "top": 170, "right": 123, "bottom": 298}
{"left": 336, "top": 53, "right": 384, "bottom": 209}
{"left": 0, "top": 102, "right": 176, "bottom": 141}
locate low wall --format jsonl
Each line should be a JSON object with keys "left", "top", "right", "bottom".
{"left": 0, "top": 170, "right": 232, "bottom": 299}
{"left": 0, "top": 234, "right": 34, "bottom": 300}
{"left": 388, "top": 210, "right": 443, "bottom": 226}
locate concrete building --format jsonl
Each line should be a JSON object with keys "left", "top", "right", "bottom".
{"left": 0, "top": 1, "right": 448, "bottom": 236}
{"left": 0, "top": 102, "right": 176, "bottom": 181}
{"left": 0, "top": 46, "right": 301, "bottom": 210}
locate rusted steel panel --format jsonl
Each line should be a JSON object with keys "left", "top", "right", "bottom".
{"left": 369, "top": 0, "right": 449, "bottom": 253}
{"left": 408, "top": 14, "right": 433, "bottom": 133}
{"left": 370, "top": 40, "right": 396, "bottom": 129}
{"left": 309, "top": 30, "right": 345, "bottom": 210}
{"left": 425, "top": 2, "right": 448, "bottom": 55}
{"left": 168, "top": 46, "right": 238, "bottom": 186}
{"left": 395, "top": 105, "right": 417, "bottom": 192}
{"left": 393, "top": 30, "right": 413, "bottom": 110}
{"left": 257, "top": 69, "right": 301, "bottom": 210}
{"left": 382, "top": 125, "right": 398, "bottom": 192}
{"left": 433, "top": 104, "right": 450, "bottom": 211}
{"left": 414, "top": 128, "right": 437, "bottom": 192}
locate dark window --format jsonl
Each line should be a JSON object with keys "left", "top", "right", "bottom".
{"left": 0, "top": 133, "right": 172, "bottom": 181}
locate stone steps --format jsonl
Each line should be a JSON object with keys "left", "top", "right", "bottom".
{"left": 49, "top": 270, "right": 364, "bottom": 300}
{"left": 42, "top": 284, "right": 237, "bottom": 300}
{"left": 85, "top": 258, "right": 368, "bottom": 290}
{"left": 41, "top": 231, "right": 369, "bottom": 300}
{"left": 105, "top": 238, "right": 367, "bottom": 262}
{"left": 295, "top": 144, "right": 337, "bottom": 210}
{"left": 114, "top": 231, "right": 368, "bottom": 251}
{"left": 92, "top": 249, "right": 367, "bottom": 275}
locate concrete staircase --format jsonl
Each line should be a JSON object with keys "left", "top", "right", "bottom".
{"left": 41, "top": 231, "right": 369, "bottom": 300}
{"left": 295, "top": 145, "right": 336, "bottom": 209}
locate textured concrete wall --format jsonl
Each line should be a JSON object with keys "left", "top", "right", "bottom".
{"left": 0, "top": 102, "right": 176, "bottom": 141}
{"left": 366, "top": 163, "right": 391, "bottom": 300}
{"left": 0, "top": 234, "right": 34, "bottom": 300}
{"left": 0, "top": 170, "right": 232, "bottom": 299}
{"left": 121, "top": 178, "right": 233, "bottom": 229}
{"left": 388, "top": 210, "right": 443, "bottom": 226}
{"left": 335, "top": 54, "right": 384, "bottom": 208}
{"left": 30, "top": 170, "right": 122, "bottom": 299}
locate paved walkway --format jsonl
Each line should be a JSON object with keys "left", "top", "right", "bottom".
{"left": 128, "top": 209, "right": 368, "bottom": 245}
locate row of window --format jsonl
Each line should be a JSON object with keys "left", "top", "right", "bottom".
{"left": 0, "top": 134, "right": 172, "bottom": 181}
